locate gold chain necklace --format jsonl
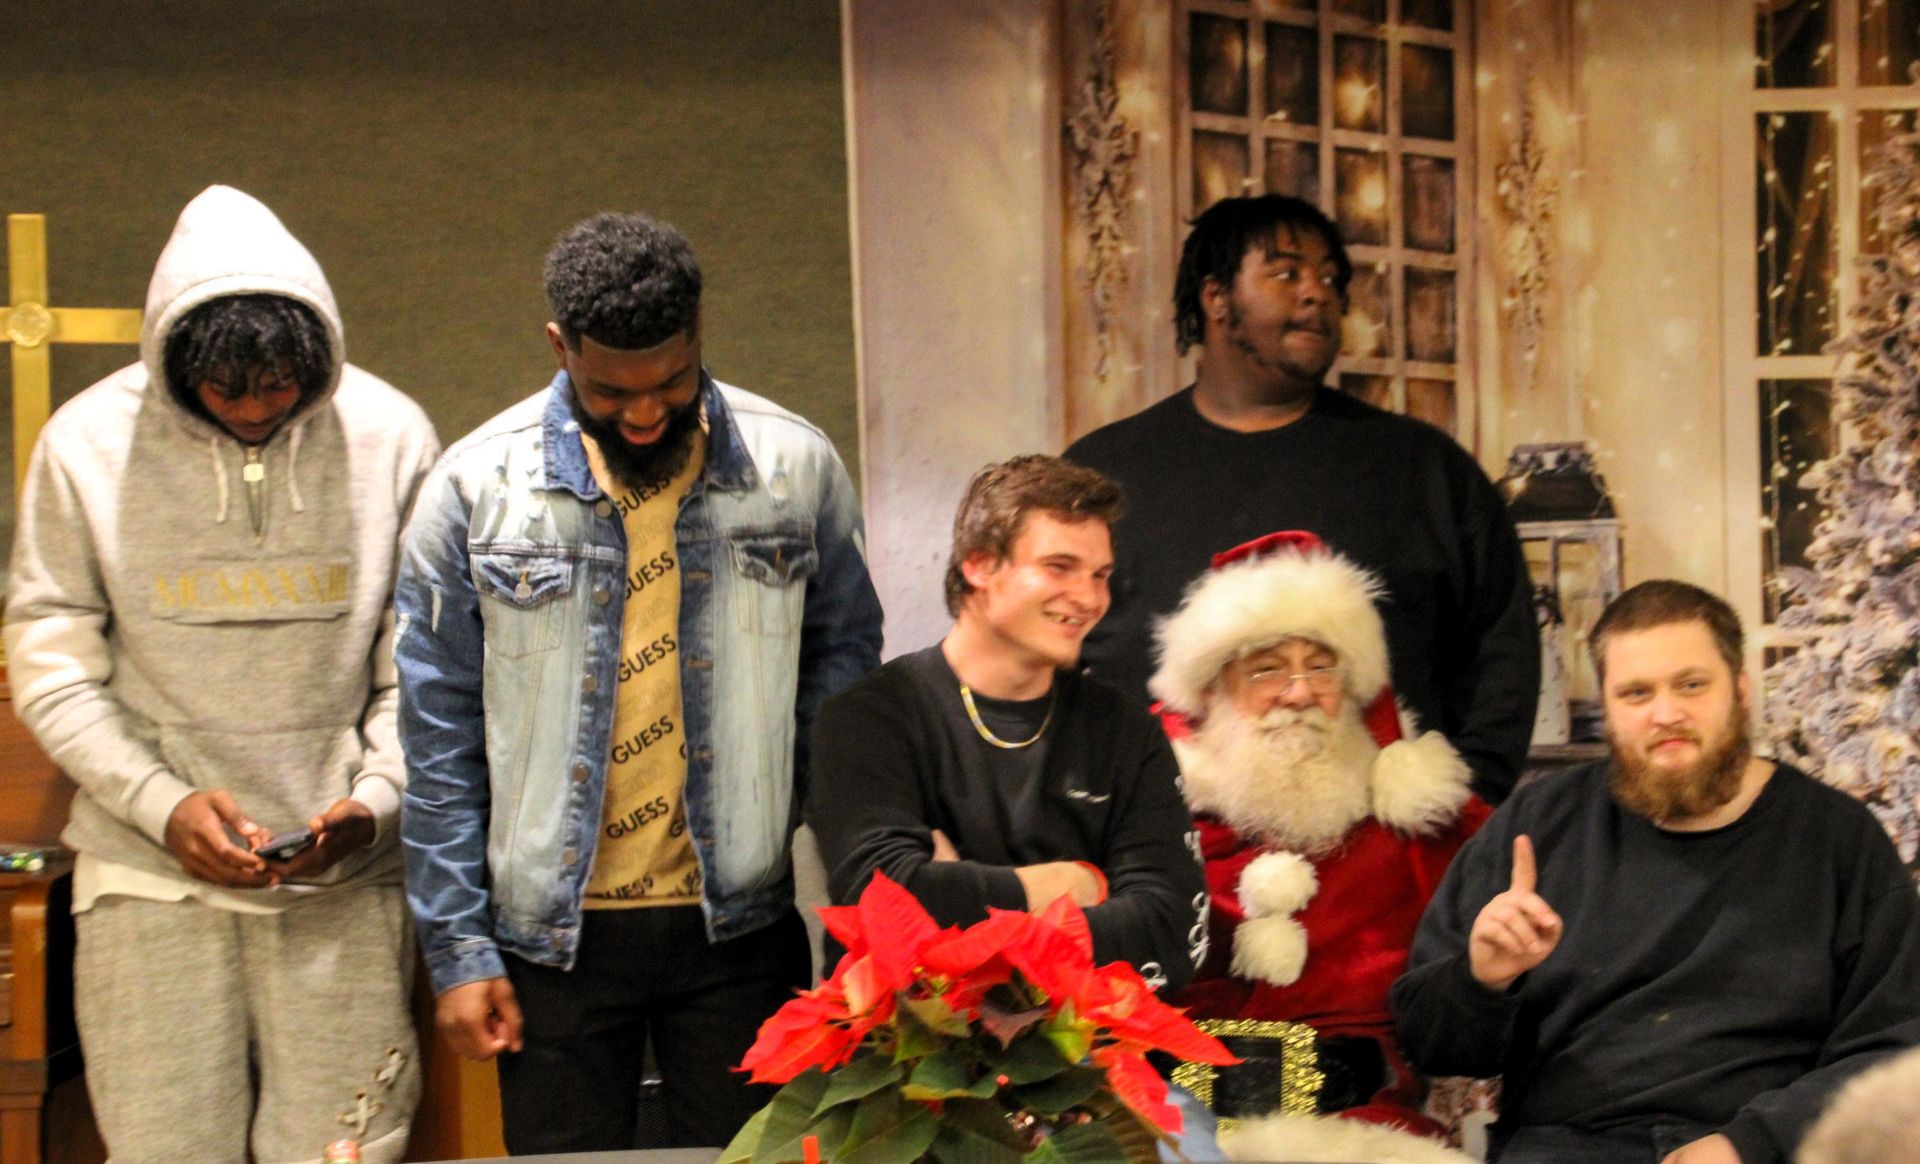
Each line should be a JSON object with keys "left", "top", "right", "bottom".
{"left": 959, "top": 683, "right": 1056, "bottom": 749}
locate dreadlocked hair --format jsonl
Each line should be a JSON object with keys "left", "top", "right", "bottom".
{"left": 164, "top": 294, "right": 332, "bottom": 416}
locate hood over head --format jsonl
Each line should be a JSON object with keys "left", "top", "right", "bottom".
{"left": 139, "top": 185, "right": 346, "bottom": 421}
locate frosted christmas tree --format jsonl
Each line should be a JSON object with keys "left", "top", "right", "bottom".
{"left": 1763, "top": 133, "right": 1920, "bottom": 872}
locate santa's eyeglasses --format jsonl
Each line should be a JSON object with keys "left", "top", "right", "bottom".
{"left": 1241, "top": 664, "right": 1343, "bottom": 695}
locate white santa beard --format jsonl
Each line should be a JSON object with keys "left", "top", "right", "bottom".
{"left": 1186, "top": 701, "right": 1378, "bottom": 855}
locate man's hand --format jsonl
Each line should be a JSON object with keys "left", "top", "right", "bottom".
{"left": 1468, "top": 835, "right": 1563, "bottom": 990}
{"left": 165, "top": 790, "right": 272, "bottom": 888}
{"left": 929, "top": 828, "right": 961, "bottom": 862}
{"left": 264, "top": 798, "right": 376, "bottom": 880}
{"left": 1661, "top": 1133, "right": 1740, "bottom": 1164}
{"left": 1014, "top": 861, "right": 1105, "bottom": 910}
{"left": 436, "top": 978, "right": 524, "bottom": 1061}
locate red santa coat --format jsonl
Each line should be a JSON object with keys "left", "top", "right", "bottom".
{"left": 1175, "top": 801, "right": 1491, "bottom": 1137}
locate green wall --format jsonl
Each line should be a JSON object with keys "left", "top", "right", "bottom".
{"left": 1, "top": 0, "right": 858, "bottom": 537}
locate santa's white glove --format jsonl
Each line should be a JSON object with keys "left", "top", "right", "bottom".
{"left": 1231, "top": 851, "right": 1316, "bottom": 986}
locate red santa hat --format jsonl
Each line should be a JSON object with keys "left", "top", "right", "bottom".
{"left": 1150, "top": 530, "right": 1401, "bottom": 743}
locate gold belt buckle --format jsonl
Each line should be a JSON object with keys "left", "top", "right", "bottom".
{"left": 1169, "top": 1017, "right": 1326, "bottom": 1133}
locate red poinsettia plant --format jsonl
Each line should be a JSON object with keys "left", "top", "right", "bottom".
{"left": 722, "top": 874, "right": 1237, "bottom": 1164}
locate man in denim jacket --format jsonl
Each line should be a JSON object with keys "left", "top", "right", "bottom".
{"left": 396, "top": 213, "right": 883, "bottom": 1152}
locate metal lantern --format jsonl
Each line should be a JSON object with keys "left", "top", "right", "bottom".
{"left": 1500, "top": 443, "right": 1622, "bottom": 745}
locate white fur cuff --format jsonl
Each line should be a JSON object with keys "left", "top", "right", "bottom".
{"left": 1230, "top": 914, "right": 1309, "bottom": 986}
{"left": 1238, "top": 850, "right": 1318, "bottom": 917}
{"left": 1220, "top": 1112, "right": 1474, "bottom": 1164}
{"left": 1371, "top": 731, "right": 1472, "bottom": 836}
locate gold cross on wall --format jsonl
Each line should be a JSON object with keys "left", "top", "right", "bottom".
{"left": 3, "top": 213, "right": 144, "bottom": 497}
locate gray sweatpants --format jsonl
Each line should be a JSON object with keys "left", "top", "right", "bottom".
{"left": 74, "top": 885, "right": 420, "bottom": 1164}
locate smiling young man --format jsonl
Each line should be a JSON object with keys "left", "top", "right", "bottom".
{"left": 1391, "top": 581, "right": 1920, "bottom": 1164}
{"left": 1065, "top": 195, "right": 1536, "bottom": 807}
{"left": 396, "top": 212, "right": 883, "bottom": 1152}
{"left": 806, "top": 455, "right": 1206, "bottom": 992}
{"left": 5, "top": 185, "right": 438, "bottom": 1163}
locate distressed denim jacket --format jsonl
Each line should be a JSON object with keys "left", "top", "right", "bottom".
{"left": 397, "top": 373, "right": 882, "bottom": 994}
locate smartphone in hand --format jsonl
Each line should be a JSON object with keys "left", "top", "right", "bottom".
{"left": 257, "top": 827, "right": 316, "bottom": 862}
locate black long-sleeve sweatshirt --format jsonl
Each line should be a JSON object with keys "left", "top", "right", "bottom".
{"left": 805, "top": 646, "right": 1207, "bottom": 994}
{"left": 1065, "top": 386, "right": 1538, "bottom": 804}
{"left": 1390, "top": 760, "right": 1920, "bottom": 1163}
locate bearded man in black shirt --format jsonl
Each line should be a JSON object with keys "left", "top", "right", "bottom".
{"left": 1391, "top": 581, "right": 1920, "bottom": 1164}
{"left": 1064, "top": 195, "right": 1536, "bottom": 805}
{"left": 805, "top": 455, "right": 1207, "bottom": 994}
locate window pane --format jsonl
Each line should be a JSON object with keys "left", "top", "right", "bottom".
{"left": 1401, "top": 0, "right": 1454, "bottom": 32}
{"left": 1755, "top": 111, "right": 1838, "bottom": 356}
{"left": 1333, "top": 36, "right": 1387, "bottom": 133}
{"left": 1859, "top": 0, "right": 1920, "bottom": 85}
{"left": 1335, "top": 147, "right": 1390, "bottom": 244}
{"left": 1341, "top": 373, "right": 1394, "bottom": 410}
{"left": 1859, "top": 109, "right": 1920, "bottom": 257}
{"left": 1191, "top": 13, "right": 1250, "bottom": 116}
{"left": 1756, "top": 0, "right": 1836, "bottom": 88}
{"left": 1265, "top": 139, "right": 1322, "bottom": 203}
{"left": 1406, "top": 377, "right": 1457, "bottom": 433}
{"left": 1194, "top": 131, "right": 1252, "bottom": 212}
{"left": 1406, "top": 266, "right": 1457, "bottom": 362}
{"left": 1265, "top": 22, "right": 1319, "bottom": 127}
{"left": 1332, "top": 0, "right": 1387, "bottom": 19}
{"left": 1404, "top": 154, "right": 1456, "bottom": 252}
{"left": 1402, "top": 44, "right": 1455, "bottom": 141}
{"left": 1759, "top": 378, "right": 1834, "bottom": 621}
{"left": 1343, "top": 265, "right": 1392, "bottom": 358}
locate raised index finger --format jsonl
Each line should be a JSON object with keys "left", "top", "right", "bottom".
{"left": 1510, "top": 834, "right": 1538, "bottom": 895}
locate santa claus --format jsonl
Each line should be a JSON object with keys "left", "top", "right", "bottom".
{"left": 1152, "top": 531, "right": 1491, "bottom": 1164}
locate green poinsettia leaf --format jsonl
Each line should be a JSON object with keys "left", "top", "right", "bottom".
{"left": 929, "top": 1116, "right": 1031, "bottom": 1164}
{"left": 892, "top": 999, "right": 955, "bottom": 1061}
{"left": 902, "top": 1047, "right": 999, "bottom": 1101}
{"left": 817, "top": 1053, "right": 906, "bottom": 1114}
{"left": 941, "top": 1097, "right": 1036, "bottom": 1150}
{"left": 1039, "top": 1001, "right": 1093, "bottom": 1065}
{"left": 837, "top": 1089, "right": 942, "bottom": 1164}
{"left": 902, "top": 991, "right": 972, "bottom": 1037}
{"left": 1010, "top": 1065, "right": 1105, "bottom": 1115}
{"left": 1079, "top": 1093, "right": 1169, "bottom": 1164}
{"left": 1022, "top": 1120, "right": 1127, "bottom": 1164}
{"left": 760, "top": 1100, "right": 859, "bottom": 1164}
{"left": 997, "top": 1031, "right": 1073, "bottom": 1085}
{"left": 717, "top": 1103, "right": 773, "bottom": 1164}
{"left": 732, "top": 1069, "right": 830, "bottom": 1163}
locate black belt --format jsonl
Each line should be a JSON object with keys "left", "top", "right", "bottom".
{"left": 1169, "top": 1019, "right": 1387, "bottom": 1127}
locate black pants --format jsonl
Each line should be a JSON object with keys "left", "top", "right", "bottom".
{"left": 497, "top": 905, "right": 810, "bottom": 1153}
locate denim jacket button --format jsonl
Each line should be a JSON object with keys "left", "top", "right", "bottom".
{"left": 549, "top": 931, "right": 568, "bottom": 950}
{"left": 581, "top": 673, "right": 598, "bottom": 693}
{"left": 571, "top": 762, "right": 590, "bottom": 783}
{"left": 563, "top": 847, "right": 579, "bottom": 866}
{"left": 594, "top": 500, "right": 613, "bottom": 517}
{"left": 593, "top": 587, "right": 611, "bottom": 605}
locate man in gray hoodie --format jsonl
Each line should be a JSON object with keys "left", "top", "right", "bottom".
{"left": 4, "top": 186, "right": 439, "bottom": 1164}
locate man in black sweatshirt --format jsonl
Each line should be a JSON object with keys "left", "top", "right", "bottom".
{"left": 1390, "top": 581, "right": 1920, "bottom": 1164}
{"left": 806, "top": 455, "right": 1207, "bottom": 994}
{"left": 1065, "top": 195, "right": 1536, "bottom": 805}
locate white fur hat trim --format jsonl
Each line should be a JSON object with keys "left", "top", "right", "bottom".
{"left": 1230, "top": 914, "right": 1309, "bottom": 987}
{"left": 1150, "top": 548, "right": 1391, "bottom": 717}
{"left": 1220, "top": 1112, "right": 1475, "bottom": 1164}
{"left": 1238, "top": 850, "right": 1318, "bottom": 917}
